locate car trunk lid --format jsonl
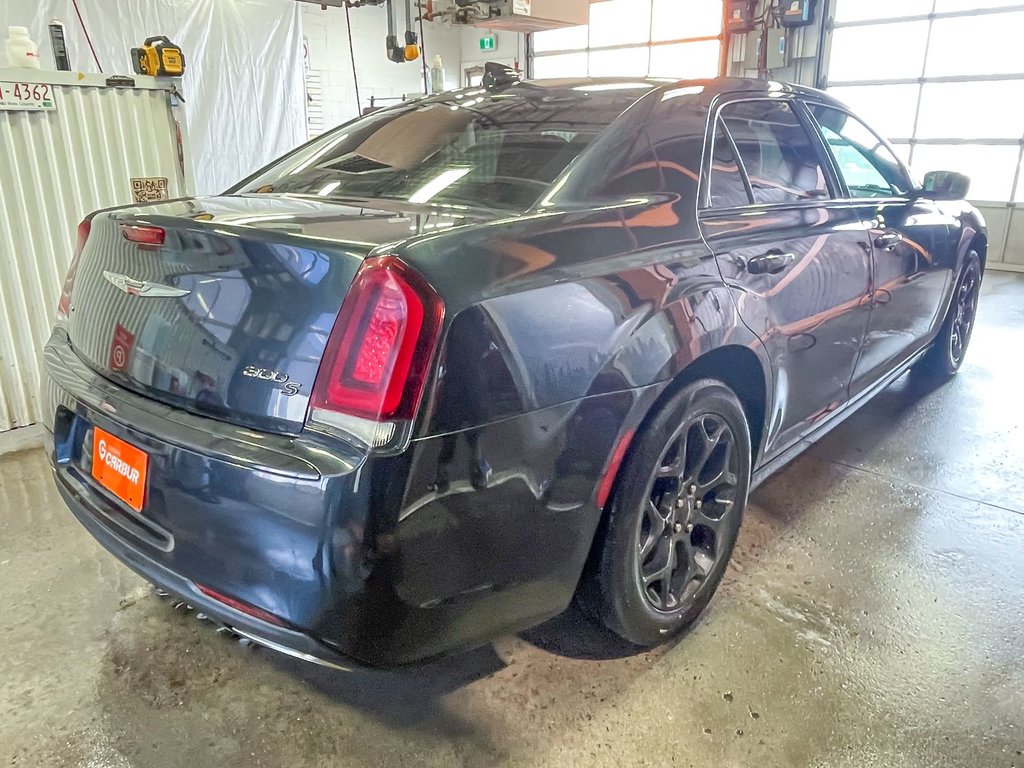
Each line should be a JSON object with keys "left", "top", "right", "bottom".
{"left": 64, "top": 195, "right": 479, "bottom": 434}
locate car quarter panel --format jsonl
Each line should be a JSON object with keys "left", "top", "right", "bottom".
{"left": 400, "top": 83, "right": 770, "bottom": 437}
{"left": 384, "top": 185, "right": 773, "bottom": 640}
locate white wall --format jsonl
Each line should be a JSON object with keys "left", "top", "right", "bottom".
{"left": 301, "top": 4, "right": 463, "bottom": 134}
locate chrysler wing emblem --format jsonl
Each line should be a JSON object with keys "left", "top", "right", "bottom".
{"left": 103, "top": 270, "right": 190, "bottom": 298}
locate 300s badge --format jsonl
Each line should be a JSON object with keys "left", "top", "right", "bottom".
{"left": 242, "top": 365, "right": 301, "bottom": 396}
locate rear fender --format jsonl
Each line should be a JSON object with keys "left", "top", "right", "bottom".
{"left": 594, "top": 284, "right": 772, "bottom": 510}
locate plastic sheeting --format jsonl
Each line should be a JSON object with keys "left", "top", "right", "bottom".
{"left": 2, "top": 0, "right": 306, "bottom": 194}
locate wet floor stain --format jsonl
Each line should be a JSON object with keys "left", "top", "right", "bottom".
{"left": 3, "top": 274, "right": 1024, "bottom": 767}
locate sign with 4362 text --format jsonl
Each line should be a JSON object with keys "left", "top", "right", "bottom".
{"left": 0, "top": 81, "right": 56, "bottom": 111}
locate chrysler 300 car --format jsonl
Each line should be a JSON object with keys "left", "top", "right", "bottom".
{"left": 44, "top": 76, "right": 984, "bottom": 668}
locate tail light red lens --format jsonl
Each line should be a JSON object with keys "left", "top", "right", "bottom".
{"left": 121, "top": 223, "right": 165, "bottom": 246}
{"left": 310, "top": 256, "right": 444, "bottom": 424}
{"left": 56, "top": 218, "right": 91, "bottom": 323}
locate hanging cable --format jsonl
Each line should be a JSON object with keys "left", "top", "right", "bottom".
{"left": 71, "top": 0, "right": 102, "bottom": 72}
{"left": 344, "top": 2, "right": 363, "bottom": 115}
{"left": 418, "top": 1, "right": 428, "bottom": 94}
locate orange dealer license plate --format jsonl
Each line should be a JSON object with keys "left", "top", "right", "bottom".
{"left": 92, "top": 427, "right": 149, "bottom": 513}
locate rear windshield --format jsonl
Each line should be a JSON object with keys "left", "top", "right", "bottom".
{"left": 234, "top": 86, "right": 647, "bottom": 211}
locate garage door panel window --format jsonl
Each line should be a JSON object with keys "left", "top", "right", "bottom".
{"left": 652, "top": 0, "right": 723, "bottom": 41}
{"left": 911, "top": 144, "right": 1021, "bottom": 202}
{"left": 916, "top": 80, "right": 1024, "bottom": 140}
{"left": 826, "top": 84, "right": 920, "bottom": 141}
{"left": 829, "top": 0, "right": 1024, "bottom": 205}
{"left": 589, "top": 0, "right": 653, "bottom": 48}
{"left": 589, "top": 47, "right": 651, "bottom": 78}
{"left": 532, "top": 25, "right": 589, "bottom": 54}
{"left": 720, "top": 101, "right": 831, "bottom": 205}
{"left": 533, "top": 52, "right": 588, "bottom": 79}
{"left": 649, "top": 41, "right": 721, "bottom": 80}
{"left": 809, "top": 105, "right": 910, "bottom": 199}
{"left": 934, "top": 0, "right": 1024, "bottom": 11}
{"left": 925, "top": 12, "right": 1024, "bottom": 78}
{"left": 834, "top": 0, "right": 933, "bottom": 23}
{"left": 828, "top": 21, "right": 930, "bottom": 81}
{"left": 532, "top": 0, "right": 722, "bottom": 82}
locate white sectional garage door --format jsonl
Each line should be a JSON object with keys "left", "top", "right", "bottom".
{"left": 531, "top": 0, "right": 723, "bottom": 81}
{"left": 827, "top": 0, "right": 1024, "bottom": 267}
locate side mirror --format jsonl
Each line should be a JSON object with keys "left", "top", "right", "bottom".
{"left": 921, "top": 170, "right": 971, "bottom": 201}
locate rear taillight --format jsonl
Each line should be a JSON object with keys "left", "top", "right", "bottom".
{"left": 56, "top": 217, "right": 91, "bottom": 324}
{"left": 121, "top": 223, "right": 165, "bottom": 246}
{"left": 308, "top": 256, "right": 443, "bottom": 451}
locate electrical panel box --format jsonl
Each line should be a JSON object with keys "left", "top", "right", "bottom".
{"left": 779, "top": 0, "right": 815, "bottom": 28}
{"left": 766, "top": 28, "right": 788, "bottom": 68}
{"left": 744, "top": 28, "right": 789, "bottom": 70}
{"left": 474, "top": 0, "right": 589, "bottom": 32}
{"left": 726, "top": 0, "right": 756, "bottom": 34}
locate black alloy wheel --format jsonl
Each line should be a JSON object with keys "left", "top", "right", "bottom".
{"left": 582, "top": 378, "right": 751, "bottom": 647}
{"left": 915, "top": 250, "right": 982, "bottom": 381}
{"left": 949, "top": 258, "right": 981, "bottom": 368}
{"left": 637, "top": 413, "right": 740, "bottom": 612}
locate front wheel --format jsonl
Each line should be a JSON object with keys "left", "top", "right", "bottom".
{"left": 914, "top": 251, "right": 982, "bottom": 382}
{"left": 583, "top": 379, "right": 751, "bottom": 647}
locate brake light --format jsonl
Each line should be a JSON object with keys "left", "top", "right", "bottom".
{"left": 309, "top": 256, "right": 443, "bottom": 436}
{"left": 121, "top": 223, "right": 165, "bottom": 246}
{"left": 56, "top": 218, "right": 91, "bottom": 323}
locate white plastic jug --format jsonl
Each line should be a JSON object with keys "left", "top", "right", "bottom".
{"left": 6, "top": 26, "right": 42, "bottom": 69}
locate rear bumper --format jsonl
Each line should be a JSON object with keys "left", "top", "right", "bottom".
{"left": 51, "top": 454, "right": 362, "bottom": 671}
{"left": 42, "top": 329, "right": 643, "bottom": 667}
{"left": 43, "top": 329, "right": 380, "bottom": 665}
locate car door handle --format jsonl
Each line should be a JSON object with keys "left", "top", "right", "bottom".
{"left": 874, "top": 232, "right": 902, "bottom": 252}
{"left": 746, "top": 250, "right": 796, "bottom": 275}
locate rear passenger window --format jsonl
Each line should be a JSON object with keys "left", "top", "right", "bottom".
{"left": 709, "top": 128, "right": 752, "bottom": 208}
{"left": 720, "top": 100, "right": 830, "bottom": 205}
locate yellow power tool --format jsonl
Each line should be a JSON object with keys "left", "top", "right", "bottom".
{"left": 131, "top": 36, "right": 185, "bottom": 77}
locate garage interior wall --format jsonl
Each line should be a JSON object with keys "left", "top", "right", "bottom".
{"left": 2, "top": 0, "right": 306, "bottom": 195}
{"left": 460, "top": 26, "right": 523, "bottom": 86}
{"left": 301, "top": 4, "right": 463, "bottom": 137}
{"left": 723, "top": 0, "right": 824, "bottom": 86}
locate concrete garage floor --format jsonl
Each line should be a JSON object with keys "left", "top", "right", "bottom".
{"left": 2, "top": 274, "right": 1023, "bottom": 768}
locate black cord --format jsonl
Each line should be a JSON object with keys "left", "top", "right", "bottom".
{"left": 344, "top": 2, "right": 362, "bottom": 114}
{"left": 418, "top": 1, "right": 428, "bottom": 94}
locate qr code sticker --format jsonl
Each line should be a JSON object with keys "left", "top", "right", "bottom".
{"left": 131, "top": 177, "right": 169, "bottom": 203}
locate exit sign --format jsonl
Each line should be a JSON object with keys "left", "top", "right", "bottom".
{"left": 479, "top": 35, "right": 496, "bottom": 51}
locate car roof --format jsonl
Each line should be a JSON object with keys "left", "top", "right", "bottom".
{"left": 435, "top": 76, "right": 844, "bottom": 112}
{"left": 524, "top": 76, "right": 837, "bottom": 101}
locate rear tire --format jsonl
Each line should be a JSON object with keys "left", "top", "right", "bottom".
{"left": 914, "top": 251, "right": 982, "bottom": 383}
{"left": 582, "top": 379, "right": 751, "bottom": 646}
